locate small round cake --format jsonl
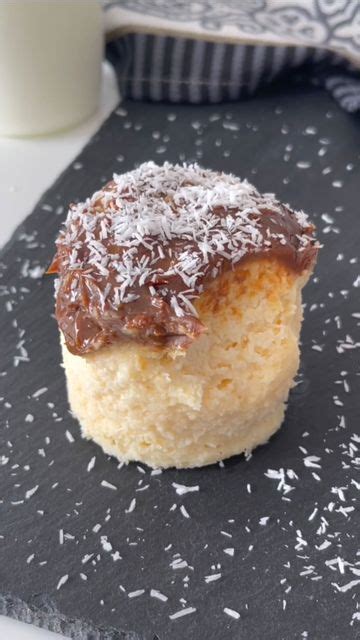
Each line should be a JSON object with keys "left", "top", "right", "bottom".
{"left": 49, "top": 162, "right": 318, "bottom": 468}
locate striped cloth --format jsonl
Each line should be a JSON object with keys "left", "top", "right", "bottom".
{"left": 104, "top": 1, "right": 360, "bottom": 112}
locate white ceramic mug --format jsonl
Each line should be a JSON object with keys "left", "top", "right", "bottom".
{"left": 0, "top": 0, "right": 103, "bottom": 136}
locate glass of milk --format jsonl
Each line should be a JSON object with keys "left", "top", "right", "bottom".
{"left": 0, "top": 0, "right": 103, "bottom": 136}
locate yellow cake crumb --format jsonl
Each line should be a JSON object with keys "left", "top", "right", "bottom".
{"left": 62, "top": 257, "right": 308, "bottom": 468}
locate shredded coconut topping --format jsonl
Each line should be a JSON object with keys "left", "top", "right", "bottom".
{"left": 51, "top": 161, "right": 317, "bottom": 353}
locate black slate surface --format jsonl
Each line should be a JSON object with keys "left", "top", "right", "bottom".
{"left": 0, "top": 85, "right": 360, "bottom": 640}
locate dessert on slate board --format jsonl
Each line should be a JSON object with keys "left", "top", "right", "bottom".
{"left": 48, "top": 161, "right": 318, "bottom": 469}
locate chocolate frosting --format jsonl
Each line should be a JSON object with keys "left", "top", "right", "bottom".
{"left": 48, "top": 162, "right": 318, "bottom": 355}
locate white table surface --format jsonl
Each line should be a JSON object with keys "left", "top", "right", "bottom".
{"left": 0, "top": 61, "right": 119, "bottom": 640}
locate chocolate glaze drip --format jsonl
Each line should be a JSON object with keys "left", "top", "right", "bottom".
{"left": 48, "top": 162, "right": 318, "bottom": 356}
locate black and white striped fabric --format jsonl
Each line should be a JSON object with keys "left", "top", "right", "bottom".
{"left": 104, "top": 1, "right": 360, "bottom": 112}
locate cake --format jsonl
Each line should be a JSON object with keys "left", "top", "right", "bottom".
{"left": 48, "top": 161, "right": 318, "bottom": 468}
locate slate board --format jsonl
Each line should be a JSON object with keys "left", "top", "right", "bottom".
{"left": 0, "top": 84, "right": 360, "bottom": 640}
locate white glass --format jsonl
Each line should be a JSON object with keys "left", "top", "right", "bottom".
{"left": 0, "top": 0, "right": 103, "bottom": 136}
